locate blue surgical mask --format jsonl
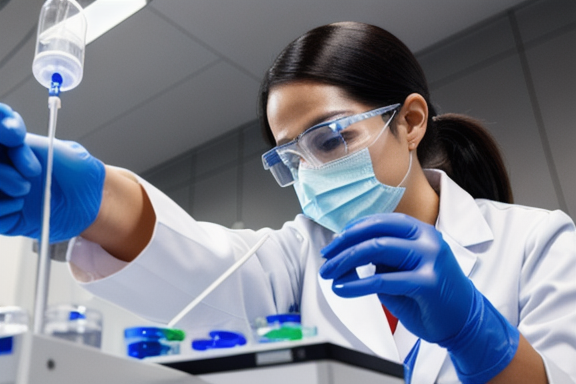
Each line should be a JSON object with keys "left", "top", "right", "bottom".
{"left": 293, "top": 148, "right": 412, "bottom": 233}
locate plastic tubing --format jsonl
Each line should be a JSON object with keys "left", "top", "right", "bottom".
{"left": 33, "top": 77, "right": 61, "bottom": 334}
{"left": 167, "top": 233, "right": 270, "bottom": 328}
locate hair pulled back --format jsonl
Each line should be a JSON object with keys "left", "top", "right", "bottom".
{"left": 259, "top": 21, "right": 513, "bottom": 203}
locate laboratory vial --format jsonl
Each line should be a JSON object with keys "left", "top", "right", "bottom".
{"left": 32, "top": 0, "right": 87, "bottom": 92}
{"left": 44, "top": 304, "right": 103, "bottom": 348}
{"left": 124, "top": 327, "right": 186, "bottom": 359}
{"left": 0, "top": 307, "right": 29, "bottom": 337}
{"left": 191, "top": 330, "right": 247, "bottom": 351}
{"left": 254, "top": 313, "right": 317, "bottom": 343}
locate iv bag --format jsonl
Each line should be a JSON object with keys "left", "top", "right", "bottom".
{"left": 32, "top": 0, "right": 87, "bottom": 92}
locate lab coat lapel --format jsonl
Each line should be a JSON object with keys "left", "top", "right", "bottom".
{"left": 408, "top": 170, "right": 494, "bottom": 384}
{"left": 318, "top": 273, "right": 400, "bottom": 362}
{"left": 427, "top": 169, "right": 493, "bottom": 248}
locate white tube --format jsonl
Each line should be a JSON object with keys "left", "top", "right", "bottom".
{"left": 33, "top": 95, "right": 61, "bottom": 334}
{"left": 168, "top": 233, "right": 270, "bottom": 328}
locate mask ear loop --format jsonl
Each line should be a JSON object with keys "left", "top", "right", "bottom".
{"left": 367, "top": 109, "right": 398, "bottom": 149}
{"left": 396, "top": 150, "right": 413, "bottom": 188}
{"left": 364, "top": 108, "right": 411, "bottom": 188}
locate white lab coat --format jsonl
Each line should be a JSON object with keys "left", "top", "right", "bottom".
{"left": 67, "top": 169, "right": 576, "bottom": 383}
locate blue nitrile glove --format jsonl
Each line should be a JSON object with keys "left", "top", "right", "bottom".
{"left": 0, "top": 103, "right": 105, "bottom": 243}
{"left": 319, "top": 213, "right": 519, "bottom": 384}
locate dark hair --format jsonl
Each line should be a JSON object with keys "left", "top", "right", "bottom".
{"left": 259, "top": 21, "right": 513, "bottom": 204}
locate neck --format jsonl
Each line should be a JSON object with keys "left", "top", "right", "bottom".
{"left": 395, "top": 160, "right": 439, "bottom": 226}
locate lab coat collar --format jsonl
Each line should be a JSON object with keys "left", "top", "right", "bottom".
{"left": 425, "top": 169, "right": 493, "bottom": 248}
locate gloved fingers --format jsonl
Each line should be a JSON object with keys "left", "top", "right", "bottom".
{"left": 0, "top": 197, "right": 25, "bottom": 216}
{"left": 8, "top": 144, "right": 42, "bottom": 178}
{"left": 0, "top": 164, "right": 32, "bottom": 197}
{"left": 322, "top": 213, "right": 420, "bottom": 259}
{"left": 26, "top": 134, "right": 89, "bottom": 170}
{"left": 375, "top": 293, "right": 415, "bottom": 320}
{"left": 331, "top": 270, "right": 418, "bottom": 298}
{"left": 0, "top": 104, "right": 27, "bottom": 147}
{"left": 319, "top": 236, "right": 419, "bottom": 280}
{"left": 332, "top": 268, "right": 360, "bottom": 288}
{"left": 24, "top": 133, "right": 48, "bottom": 153}
{"left": 376, "top": 293, "right": 405, "bottom": 312}
{"left": 0, "top": 212, "right": 21, "bottom": 234}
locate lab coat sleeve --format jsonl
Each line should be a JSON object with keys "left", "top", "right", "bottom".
{"left": 520, "top": 209, "right": 576, "bottom": 383}
{"left": 67, "top": 173, "right": 310, "bottom": 335}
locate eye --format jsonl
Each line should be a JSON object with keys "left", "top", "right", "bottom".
{"left": 308, "top": 129, "right": 345, "bottom": 153}
{"left": 318, "top": 136, "right": 344, "bottom": 152}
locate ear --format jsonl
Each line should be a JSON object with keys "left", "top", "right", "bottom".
{"left": 397, "top": 93, "right": 428, "bottom": 151}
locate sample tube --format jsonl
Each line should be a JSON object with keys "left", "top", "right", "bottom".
{"left": 44, "top": 305, "right": 103, "bottom": 348}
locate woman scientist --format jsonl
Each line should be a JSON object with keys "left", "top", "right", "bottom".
{"left": 1, "top": 22, "right": 575, "bottom": 384}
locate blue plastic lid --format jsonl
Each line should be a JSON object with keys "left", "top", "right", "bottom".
{"left": 125, "top": 327, "right": 168, "bottom": 340}
{"left": 69, "top": 311, "right": 86, "bottom": 321}
{"left": 127, "top": 341, "right": 171, "bottom": 359}
{"left": 0, "top": 336, "right": 13, "bottom": 356}
{"left": 266, "top": 314, "right": 301, "bottom": 325}
{"left": 192, "top": 331, "right": 247, "bottom": 351}
{"left": 49, "top": 73, "right": 63, "bottom": 97}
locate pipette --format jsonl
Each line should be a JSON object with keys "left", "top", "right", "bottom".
{"left": 31, "top": 0, "right": 87, "bottom": 334}
{"left": 168, "top": 233, "right": 270, "bottom": 328}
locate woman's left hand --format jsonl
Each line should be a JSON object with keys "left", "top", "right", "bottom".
{"left": 319, "top": 212, "right": 473, "bottom": 343}
{"left": 319, "top": 213, "right": 519, "bottom": 383}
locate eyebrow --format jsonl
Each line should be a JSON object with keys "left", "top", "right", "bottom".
{"left": 276, "top": 109, "right": 352, "bottom": 146}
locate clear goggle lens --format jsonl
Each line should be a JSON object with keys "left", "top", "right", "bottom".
{"left": 262, "top": 104, "right": 400, "bottom": 187}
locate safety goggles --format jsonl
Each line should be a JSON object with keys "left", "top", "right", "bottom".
{"left": 262, "top": 103, "right": 401, "bottom": 187}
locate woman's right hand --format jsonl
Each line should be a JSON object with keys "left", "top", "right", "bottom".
{"left": 0, "top": 103, "right": 105, "bottom": 243}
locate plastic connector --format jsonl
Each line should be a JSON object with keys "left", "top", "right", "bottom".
{"left": 49, "top": 73, "right": 63, "bottom": 97}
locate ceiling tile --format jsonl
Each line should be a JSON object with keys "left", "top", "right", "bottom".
{"left": 0, "top": 0, "right": 38, "bottom": 66}
{"left": 57, "top": 7, "right": 220, "bottom": 140}
{"left": 150, "top": 0, "right": 529, "bottom": 82}
{"left": 0, "top": 38, "right": 36, "bottom": 98}
{"left": 80, "top": 60, "right": 260, "bottom": 173}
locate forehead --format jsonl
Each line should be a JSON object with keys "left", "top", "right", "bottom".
{"left": 267, "top": 82, "right": 360, "bottom": 144}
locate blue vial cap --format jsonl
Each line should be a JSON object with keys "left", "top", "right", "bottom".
{"left": 124, "top": 327, "right": 185, "bottom": 342}
{"left": 0, "top": 336, "right": 13, "bottom": 356}
{"left": 192, "top": 331, "right": 246, "bottom": 351}
{"left": 125, "top": 327, "right": 167, "bottom": 341}
{"left": 266, "top": 314, "right": 301, "bottom": 325}
{"left": 127, "top": 340, "right": 171, "bottom": 359}
{"left": 69, "top": 311, "right": 86, "bottom": 321}
{"left": 49, "top": 73, "right": 63, "bottom": 97}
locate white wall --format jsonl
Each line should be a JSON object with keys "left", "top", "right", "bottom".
{"left": 0, "top": 236, "right": 36, "bottom": 311}
{"left": 418, "top": 0, "right": 576, "bottom": 215}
